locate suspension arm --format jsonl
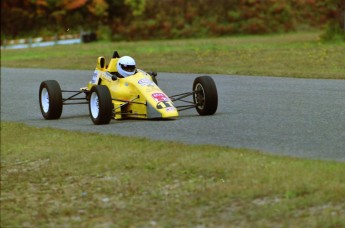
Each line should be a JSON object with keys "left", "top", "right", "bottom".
{"left": 169, "top": 91, "right": 195, "bottom": 102}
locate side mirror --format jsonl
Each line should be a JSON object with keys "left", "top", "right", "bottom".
{"left": 149, "top": 71, "right": 157, "bottom": 77}
{"left": 112, "top": 75, "right": 118, "bottom": 81}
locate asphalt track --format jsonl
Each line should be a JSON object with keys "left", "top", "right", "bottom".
{"left": 1, "top": 68, "right": 345, "bottom": 161}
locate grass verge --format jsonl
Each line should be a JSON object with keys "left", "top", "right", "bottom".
{"left": 1, "top": 122, "right": 345, "bottom": 227}
{"left": 1, "top": 32, "right": 344, "bottom": 79}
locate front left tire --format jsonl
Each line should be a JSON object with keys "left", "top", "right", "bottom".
{"left": 39, "top": 80, "right": 63, "bottom": 119}
{"left": 89, "top": 85, "right": 113, "bottom": 125}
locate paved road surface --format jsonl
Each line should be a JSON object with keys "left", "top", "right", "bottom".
{"left": 1, "top": 68, "right": 344, "bottom": 161}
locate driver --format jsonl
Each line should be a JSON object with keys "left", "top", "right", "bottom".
{"left": 116, "top": 56, "right": 136, "bottom": 77}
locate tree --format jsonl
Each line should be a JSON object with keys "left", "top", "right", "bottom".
{"left": 321, "top": 0, "right": 345, "bottom": 41}
{"left": 124, "top": 0, "right": 146, "bottom": 16}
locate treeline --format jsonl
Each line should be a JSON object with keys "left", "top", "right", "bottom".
{"left": 1, "top": 0, "right": 344, "bottom": 41}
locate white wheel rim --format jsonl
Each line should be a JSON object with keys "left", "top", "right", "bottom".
{"left": 90, "top": 92, "right": 100, "bottom": 118}
{"left": 194, "top": 83, "right": 205, "bottom": 109}
{"left": 41, "top": 88, "right": 49, "bottom": 113}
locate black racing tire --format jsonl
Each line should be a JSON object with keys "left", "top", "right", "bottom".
{"left": 193, "top": 76, "right": 218, "bottom": 115}
{"left": 39, "top": 80, "right": 63, "bottom": 119}
{"left": 88, "top": 85, "right": 113, "bottom": 125}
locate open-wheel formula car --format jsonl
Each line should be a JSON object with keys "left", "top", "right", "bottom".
{"left": 39, "top": 51, "right": 218, "bottom": 125}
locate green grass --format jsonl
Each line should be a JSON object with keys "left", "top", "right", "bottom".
{"left": 1, "top": 122, "right": 345, "bottom": 227}
{"left": 2, "top": 32, "right": 345, "bottom": 79}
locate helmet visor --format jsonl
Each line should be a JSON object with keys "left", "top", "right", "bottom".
{"left": 120, "top": 64, "right": 136, "bottom": 72}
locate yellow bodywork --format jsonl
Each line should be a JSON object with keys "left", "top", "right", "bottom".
{"left": 86, "top": 57, "right": 179, "bottom": 120}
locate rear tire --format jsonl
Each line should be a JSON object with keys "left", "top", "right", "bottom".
{"left": 193, "top": 76, "right": 218, "bottom": 115}
{"left": 39, "top": 80, "right": 63, "bottom": 119}
{"left": 89, "top": 85, "right": 113, "bottom": 125}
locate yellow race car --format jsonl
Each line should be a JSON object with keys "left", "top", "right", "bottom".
{"left": 39, "top": 51, "right": 218, "bottom": 125}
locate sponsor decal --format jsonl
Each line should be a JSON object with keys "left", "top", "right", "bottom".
{"left": 152, "top": 93, "right": 169, "bottom": 102}
{"left": 138, "top": 78, "right": 155, "bottom": 86}
{"left": 91, "top": 70, "right": 99, "bottom": 84}
{"left": 166, "top": 107, "right": 176, "bottom": 112}
{"left": 104, "top": 72, "right": 113, "bottom": 81}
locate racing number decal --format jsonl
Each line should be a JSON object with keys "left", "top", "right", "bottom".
{"left": 156, "top": 101, "right": 174, "bottom": 109}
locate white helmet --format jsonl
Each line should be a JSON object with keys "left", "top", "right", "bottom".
{"left": 117, "top": 56, "right": 136, "bottom": 77}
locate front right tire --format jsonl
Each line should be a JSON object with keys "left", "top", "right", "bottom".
{"left": 89, "top": 85, "right": 113, "bottom": 125}
{"left": 193, "top": 76, "right": 218, "bottom": 115}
